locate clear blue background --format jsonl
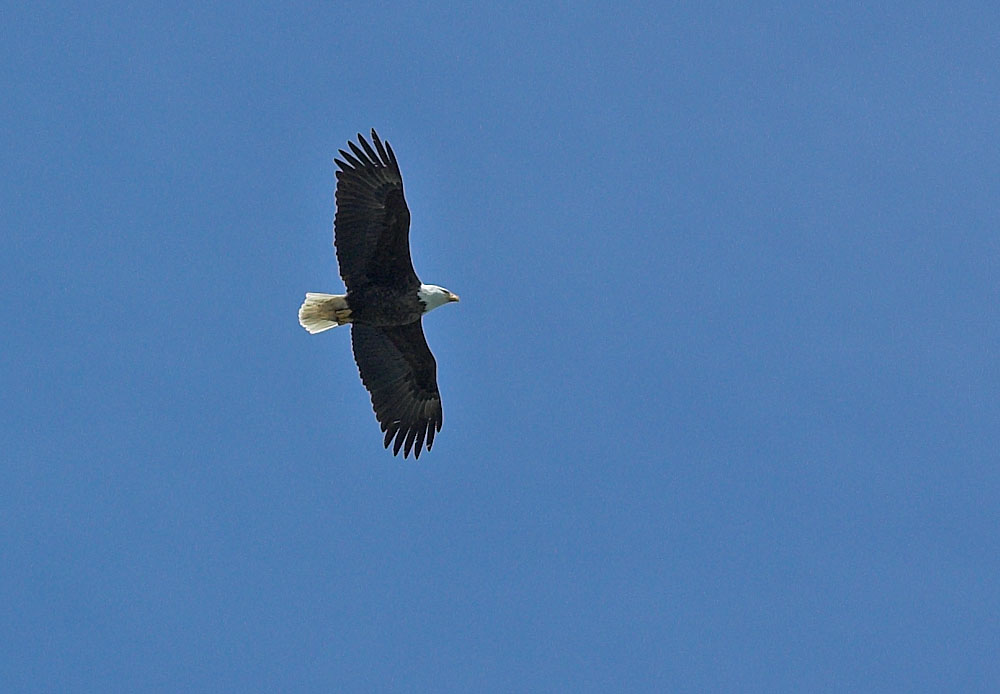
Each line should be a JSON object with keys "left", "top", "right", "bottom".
{"left": 3, "top": 1, "right": 999, "bottom": 691}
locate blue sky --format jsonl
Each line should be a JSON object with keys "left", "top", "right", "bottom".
{"left": 3, "top": 1, "right": 999, "bottom": 691}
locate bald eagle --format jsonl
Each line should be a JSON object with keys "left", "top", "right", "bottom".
{"left": 298, "top": 130, "right": 459, "bottom": 459}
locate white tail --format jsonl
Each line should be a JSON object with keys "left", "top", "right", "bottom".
{"left": 298, "top": 293, "right": 351, "bottom": 334}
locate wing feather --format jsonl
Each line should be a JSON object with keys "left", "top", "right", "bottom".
{"left": 355, "top": 134, "right": 381, "bottom": 163}
{"left": 334, "top": 130, "right": 417, "bottom": 290}
{"left": 372, "top": 134, "right": 391, "bottom": 164}
{"left": 351, "top": 321, "right": 443, "bottom": 459}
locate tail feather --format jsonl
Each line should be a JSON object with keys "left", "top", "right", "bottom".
{"left": 299, "top": 293, "right": 351, "bottom": 334}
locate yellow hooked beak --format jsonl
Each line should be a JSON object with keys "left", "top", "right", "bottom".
{"left": 448, "top": 292, "right": 461, "bottom": 303}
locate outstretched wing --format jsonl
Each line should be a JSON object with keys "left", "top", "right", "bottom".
{"left": 333, "top": 130, "right": 418, "bottom": 290}
{"left": 350, "top": 321, "right": 443, "bottom": 459}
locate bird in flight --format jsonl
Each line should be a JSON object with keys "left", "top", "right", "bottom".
{"left": 299, "top": 130, "right": 460, "bottom": 459}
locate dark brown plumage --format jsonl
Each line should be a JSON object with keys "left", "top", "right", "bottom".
{"left": 300, "top": 130, "right": 459, "bottom": 459}
{"left": 333, "top": 132, "right": 416, "bottom": 291}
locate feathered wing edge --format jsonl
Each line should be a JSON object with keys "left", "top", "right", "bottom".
{"left": 380, "top": 394, "right": 442, "bottom": 459}
{"left": 333, "top": 129, "right": 400, "bottom": 181}
{"left": 332, "top": 129, "right": 415, "bottom": 290}
{"left": 350, "top": 322, "right": 443, "bottom": 459}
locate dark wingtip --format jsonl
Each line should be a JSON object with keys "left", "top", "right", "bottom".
{"left": 381, "top": 424, "right": 434, "bottom": 459}
{"left": 402, "top": 427, "right": 418, "bottom": 458}
{"left": 413, "top": 425, "right": 426, "bottom": 458}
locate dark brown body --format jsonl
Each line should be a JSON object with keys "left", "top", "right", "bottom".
{"left": 346, "top": 285, "right": 424, "bottom": 327}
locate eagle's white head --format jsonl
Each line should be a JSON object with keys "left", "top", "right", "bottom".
{"left": 418, "top": 284, "right": 460, "bottom": 313}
